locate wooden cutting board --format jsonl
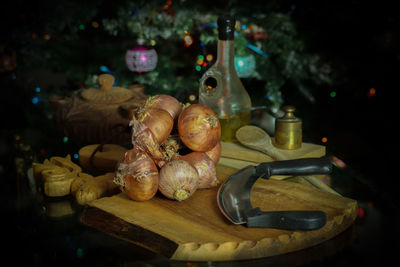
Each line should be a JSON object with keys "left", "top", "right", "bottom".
{"left": 219, "top": 141, "right": 325, "bottom": 170}
{"left": 81, "top": 164, "right": 357, "bottom": 261}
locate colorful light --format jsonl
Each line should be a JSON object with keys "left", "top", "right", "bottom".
{"left": 206, "top": 54, "right": 214, "bottom": 62}
{"left": 321, "top": 137, "right": 328, "bottom": 143}
{"left": 35, "top": 87, "right": 41, "bottom": 93}
{"left": 188, "top": 94, "right": 197, "bottom": 102}
{"left": 31, "top": 96, "right": 39, "bottom": 104}
{"left": 76, "top": 248, "right": 83, "bottom": 258}
{"left": 368, "top": 87, "right": 376, "bottom": 97}
{"left": 91, "top": 21, "right": 99, "bottom": 28}
{"left": 73, "top": 153, "right": 79, "bottom": 159}
{"left": 330, "top": 91, "right": 336, "bottom": 98}
{"left": 184, "top": 34, "right": 193, "bottom": 47}
{"left": 79, "top": 24, "right": 85, "bottom": 30}
{"left": 234, "top": 54, "right": 256, "bottom": 78}
{"left": 140, "top": 54, "right": 147, "bottom": 62}
{"left": 195, "top": 65, "right": 201, "bottom": 71}
{"left": 196, "top": 58, "right": 204, "bottom": 65}
{"left": 43, "top": 34, "right": 51, "bottom": 41}
{"left": 357, "top": 207, "right": 365, "bottom": 219}
{"left": 63, "top": 136, "right": 69, "bottom": 143}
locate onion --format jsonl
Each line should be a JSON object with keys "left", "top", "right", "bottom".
{"left": 205, "top": 141, "right": 222, "bottom": 165}
{"left": 143, "top": 94, "right": 182, "bottom": 121}
{"left": 178, "top": 104, "right": 221, "bottom": 152}
{"left": 114, "top": 148, "right": 159, "bottom": 201}
{"left": 136, "top": 107, "right": 173, "bottom": 144}
{"left": 158, "top": 160, "right": 199, "bottom": 201}
{"left": 131, "top": 117, "right": 163, "bottom": 163}
{"left": 180, "top": 152, "right": 218, "bottom": 189}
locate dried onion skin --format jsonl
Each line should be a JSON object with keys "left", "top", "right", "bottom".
{"left": 180, "top": 152, "right": 218, "bottom": 189}
{"left": 178, "top": 104, "right": 221, "bottom": 152}
{"left": 158, "top": 160, "right": 199, "bottom": 201}
{"left": 205, "top": 141, "right": 221, "bottom": 165}
{"left": 143, "top": 94, "right": 182, "bottom": 121}
{"left": 136, "top": 107, "right": 173, "bottom": 144}
{"left": 114, "top": 148, "right": 159, "bottom": 201}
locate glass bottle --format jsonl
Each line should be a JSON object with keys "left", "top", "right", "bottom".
{"left": 199, "top": 15, "right": 251, "bottom": 142}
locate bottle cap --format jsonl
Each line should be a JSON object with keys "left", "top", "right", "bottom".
{"left": 274, "top": 105, "right": 302, "bottom": 150}
{"left": 217, "top": 15, "right": 236, "bottom": 40}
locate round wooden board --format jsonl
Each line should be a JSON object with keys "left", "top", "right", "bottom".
{"left": 81, "top": 165, "right": 357, "bottom": 261}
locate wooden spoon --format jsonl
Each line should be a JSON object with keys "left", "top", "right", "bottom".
{"left": 236, "top": 125, "right": 340, "bottom": 195}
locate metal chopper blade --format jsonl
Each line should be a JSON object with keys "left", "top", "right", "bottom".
{"left": 217, "top": 165, "right": 260, "bottom": 224}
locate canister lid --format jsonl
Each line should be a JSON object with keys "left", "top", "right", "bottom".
{"left": 81, "top": 74, "right": 134, "bottom": 104}
{"left": 276, "top": 105, "right": 301, "bottom": 123}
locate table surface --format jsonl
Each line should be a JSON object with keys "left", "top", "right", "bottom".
{"left": 4, "top": 145, "right": 400, "bottom": 266}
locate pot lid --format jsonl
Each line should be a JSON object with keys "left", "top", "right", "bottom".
{"left": 81, "top": 74, "right": 134, "bottom": 104}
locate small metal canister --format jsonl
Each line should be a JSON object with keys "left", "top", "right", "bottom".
{"left": 274, "top": 105, "right": 302, "bottom": 150}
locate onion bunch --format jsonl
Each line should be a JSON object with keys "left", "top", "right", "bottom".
{"left": 115, "top": 94, "right": 222, "bottom": 202}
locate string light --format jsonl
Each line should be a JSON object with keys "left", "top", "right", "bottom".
{"left": 330, "top": 91, "right": 336, "bottom": 98}
{"left": 31, "top": 96, "right": 39, "bottom": 104}
{"left": 206, "top": 54, "right": 214, "bottom": 62}
{"left": 321, "top": 137, "right": 328, "bottom": 143}
{"left": 73, "top": 153, "right": 79, "bottom": 159}
{"left": 368, "top": 87, "right": 376, "bottom": 97}
{"left": 43, "top": 34, "right": 51, "bottom": 41}
{"left": 357, "top": 207, "right": 365, "bottom": 219}
{"left": 91, "top": 21, "right": 99, "bottom": 28}
{"left": 184, "top": 34, "right": 193, "bottom": 47}
{"left": 196, "top": 58, "right": 204, "bottom": 65}
{"left": 188, "top": 94, "right": 197, "bottom": 102}
{"left": 63, "top": 136, "right": 69, "bottom": 143}
{"left": 35, "top": 87, "right": 41, "bottom": 93}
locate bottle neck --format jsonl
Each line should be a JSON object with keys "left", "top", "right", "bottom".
{"left": 216, "top": 40, "right": 235, "bottom": 66}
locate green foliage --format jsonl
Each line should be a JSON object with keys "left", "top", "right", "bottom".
{"left": 18, "top": 0, "right": 332, "bottom": 108}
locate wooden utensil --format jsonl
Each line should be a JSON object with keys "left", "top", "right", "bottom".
{"left": 236, "top": 125, "right": 340, "bottom": 195}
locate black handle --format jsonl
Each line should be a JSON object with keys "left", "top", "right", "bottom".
{"left": 256, "top": 157, "right": 332, "bottom": 178}
{"left": 246, "top": 208, "right": 326, "bottom": 230}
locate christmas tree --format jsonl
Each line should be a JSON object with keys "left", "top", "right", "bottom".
{"left": 1, "top": 0, "right": 337, "bottom": 161}
{"left": 12, "top": 0, "right": 332, "bottom": 109}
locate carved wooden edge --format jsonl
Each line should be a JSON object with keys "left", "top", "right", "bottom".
{"left": 80, "top": 202, "right": 357, "bottom": 262}
{"left": 80, "top": 206, "right": 179, "bottom": 258}
{"left": 170, "top": 203, "right": 358, "bottom": 261}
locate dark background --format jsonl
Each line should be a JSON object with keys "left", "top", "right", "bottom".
{"left": 1, "top": 1, "right": 399, "bottom": 266}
